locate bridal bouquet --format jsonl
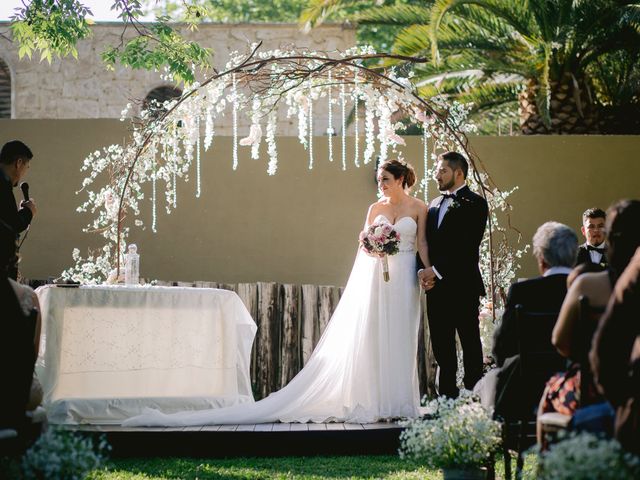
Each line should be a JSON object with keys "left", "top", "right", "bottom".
{"left": 359, "top": 222, "right": 400, "bottom": 281}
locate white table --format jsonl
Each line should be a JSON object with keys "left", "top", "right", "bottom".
{"left": 35, "top": 285, "right": 257, "bottom": 424}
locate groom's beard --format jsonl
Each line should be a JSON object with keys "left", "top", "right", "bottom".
{"left": 438, "top": 179, "right": 454, "bottom": 191}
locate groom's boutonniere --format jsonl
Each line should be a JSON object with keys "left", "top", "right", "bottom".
{"left": 448, "top": 195, "right": 471, "bottom": 211}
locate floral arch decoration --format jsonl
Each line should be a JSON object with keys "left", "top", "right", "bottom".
{"left": 64, "top": 42, "right": 526, "bottom": 317}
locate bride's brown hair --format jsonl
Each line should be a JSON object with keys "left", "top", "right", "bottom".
{"left": 379, "top": 159, "right": 416, "bottom": 189}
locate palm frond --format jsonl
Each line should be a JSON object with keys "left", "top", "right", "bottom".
{"left": 356, "top": 4, "right": 433, "bottom": 27}
{"left": 416, "top": 68, "right": 483, "bottom": 88}
{"left": 456, "top": 81, "right": 523, "bottom": 111}
{"left": 620, "top": 3, "right": 640, "bottom": 33}
{"left": 429, "top": 0, "right": 536, "bottom": 64}
{"left": 299, "top": 0, "right": 356, "bottom": 31}
{"left": 527, "top": 0, "right": 560, "bottom": 42}
{"left": 392, "top": 24, "right": 432, "bottom": 56}
{"left": 431, "top": 14, "right": 524, "bottom": 54}
{"left": 588, "top": 48, "right": 640, "bottom": 106}
{"left": 415, "top": 76, "right": 522, "bottom": 112}
{"left": 452, "top": 3, "right": 530, "bottom": 42}
{"left": 414, "top": 48, "right": 533, "bottom": 79}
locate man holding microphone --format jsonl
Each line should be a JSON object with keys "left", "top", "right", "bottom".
{"left": 0, "top": 140, "right": 37, "bottom": 280}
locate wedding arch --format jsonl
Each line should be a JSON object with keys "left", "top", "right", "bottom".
{"left": 63, "top": 42, "right": 525, "bottom": 316}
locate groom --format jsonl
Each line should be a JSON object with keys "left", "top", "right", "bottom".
{"left": 418, "top": 151, "right": 488, "bottom": 398}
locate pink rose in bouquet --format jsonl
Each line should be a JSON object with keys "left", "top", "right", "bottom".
{"left": 359, "top": 222, "right": 401, "bottom": 281}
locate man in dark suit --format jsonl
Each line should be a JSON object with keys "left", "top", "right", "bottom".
{"left": 486, "top": 222, "right": 578, "bottom": 418}
{"left": 576, "top": 207, "right": 608, "bottom": 269}
{"left": 418, "top": 151, "right": 488, "bottom": 398}
{"left": 0, "top": 140, "right": 36, "bottom": 280}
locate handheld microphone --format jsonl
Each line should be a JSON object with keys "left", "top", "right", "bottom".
{"left": 20, "top": 182, "right": 29, "bottom": 202}
{"left": 17, "top": 182, "right": 32, "bottom": 249}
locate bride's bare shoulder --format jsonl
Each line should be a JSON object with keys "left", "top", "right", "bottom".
{"left": 366, "top": 200, "right": 386, "bottom": 224}
{"left": 410, "top": 196, "right": 428, "bottom": 212}
{"left": 368, "top": 199, "right": 386, "bottom": 212}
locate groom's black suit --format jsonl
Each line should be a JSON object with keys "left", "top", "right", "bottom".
{"left": 419, "top": 185, "right": 488, "bottom": 397}
{"left": 575, "top": 242, "right": 608, "bottom": 269}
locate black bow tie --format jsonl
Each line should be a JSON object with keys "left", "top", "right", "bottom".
{"left": 442, "top": 193, "right": 456, "bottom": 200}
{"left": 587, "top": 245, "right": 605, "bottom": 254}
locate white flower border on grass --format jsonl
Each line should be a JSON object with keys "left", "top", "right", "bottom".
{"left": 400, "top": 394, "right": 501, "bottom": 470}
{"left": 525, "top": 431, "right": 640, "bottom": 480}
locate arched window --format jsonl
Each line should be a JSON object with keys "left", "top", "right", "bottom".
{"left": 0, "top": 58, "right": 11, "bottom": 118}
{"left": 143, "top": 85, "right": 182, "bottom": 117}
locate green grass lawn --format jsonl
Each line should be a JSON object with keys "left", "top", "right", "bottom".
{"left": 86, "top": 455, "right": 526, "bottom": 480}
{"left": 87, "top": 456, "right": 437, "bottom": 480}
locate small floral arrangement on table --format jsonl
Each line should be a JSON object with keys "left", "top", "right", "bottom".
{"left": 359, "top": 222, "right": 400, "bottom": 281}
{"left": 399, "top": 394, "right": 501, "bottom": 474}
{"left": 524, "top": 431, "right": 640, "bottom": 480}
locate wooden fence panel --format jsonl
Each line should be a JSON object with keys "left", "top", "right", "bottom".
{"left": 236, "top": 283, "right": 259, "bottom": 393}
{"left": 300, "top": 285, "right": 319, "bottom": 366}
{"left": 255, "top": 282, "right": 281, "bottom": 398}
{"left": 280, "top": 284, "right": 301, "bottom": 388}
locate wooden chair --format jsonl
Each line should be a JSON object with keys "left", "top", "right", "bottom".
{"left": 501, "top": 305, "right": 565, "bottom": 479}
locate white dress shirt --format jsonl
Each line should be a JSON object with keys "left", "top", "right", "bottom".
{"left": 588, "top": 242, "right": 606, "bottom": 264}
{"left": 543, "top": 266, "right": 573, "bottom": 277}
{"left": 437, "top": 184, "right": 467, "bottom": 228}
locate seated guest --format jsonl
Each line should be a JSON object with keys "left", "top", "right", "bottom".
{"left": 474, "top": 222, "right": 577, "bottom": 418}
{"left": 0, "top": 220, "right": 42, "bottom": 421}
{"left": 576, "top": 208, "right": 608, "bottom": 270}
{"left": 541, "top": 201, "right": 640, "bottom": 427}
{"left": 590, "top": 246, "right": 640, "bottom": 454}
{"left": 553, "top": 200, "right": 640, "bottom": 361}
{"left": 0, "top": 222, "right": 36, "bottom": 431}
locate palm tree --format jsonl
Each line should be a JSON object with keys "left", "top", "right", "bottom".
{"left": 302, "top": 0, "right": 640, "bottom": 134}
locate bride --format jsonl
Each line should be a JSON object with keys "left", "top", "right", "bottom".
{"left": 124, "top": 159, "right": 430, "bottom": 426}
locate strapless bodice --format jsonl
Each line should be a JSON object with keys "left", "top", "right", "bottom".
{"left": 373, "top": 214, "right": 417, "bottom": 253}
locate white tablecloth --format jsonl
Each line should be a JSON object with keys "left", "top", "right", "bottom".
{"left": 35, "top": 285, "right": 257, "bottom": 424}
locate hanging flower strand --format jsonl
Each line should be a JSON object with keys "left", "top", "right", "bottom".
{"left": 232, "top": 73, "right": 239, "bottom": 170}
{"left": 353, "top": 71, "right": 360, "bottom": 168}
{"left": 423, "top": 125, "right": 429, "bottom": 202}
{"left": 340, "top": 82, "right": 346, "bottom": 171}
{"left": 151, "top": 143, "right": 157, "bottom": 232}
{"left": 308, "top": 78, "right": 313, "bottom": 169}
{"left": 266, "top": 110, "right": 278, "bottom": 175}
{"left": 327, "top": 69, "right": 334, "bottom": 162}
{"left": 196, "top": 116, "right": 201, "bottom": 198}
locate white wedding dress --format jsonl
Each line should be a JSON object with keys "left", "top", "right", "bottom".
{"left": 123, "top": 214, "right": 421, "bottom": 426}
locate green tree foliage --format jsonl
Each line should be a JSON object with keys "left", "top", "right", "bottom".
{"left": 9, "top": 0, "right": 212, "bottom": 85}
{"left": 146, "top": 0, "right": 307, "bottom": 22}
{"left": 146, "top": 0, "right": 409, "bottom": 53}
{"left": 10, "top": 0, "right": 93, "bottom": 63}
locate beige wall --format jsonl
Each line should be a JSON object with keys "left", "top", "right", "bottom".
{"left": 2, "top": 119, "right": 639, "bottom": 285}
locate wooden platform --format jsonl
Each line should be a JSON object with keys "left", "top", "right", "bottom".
{"left": 67, "top": 422, "right": 405, "bottom": 457}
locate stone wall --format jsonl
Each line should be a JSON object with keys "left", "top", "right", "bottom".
{"left": 0, "top": 22, "right": 355, "bottom": 135}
